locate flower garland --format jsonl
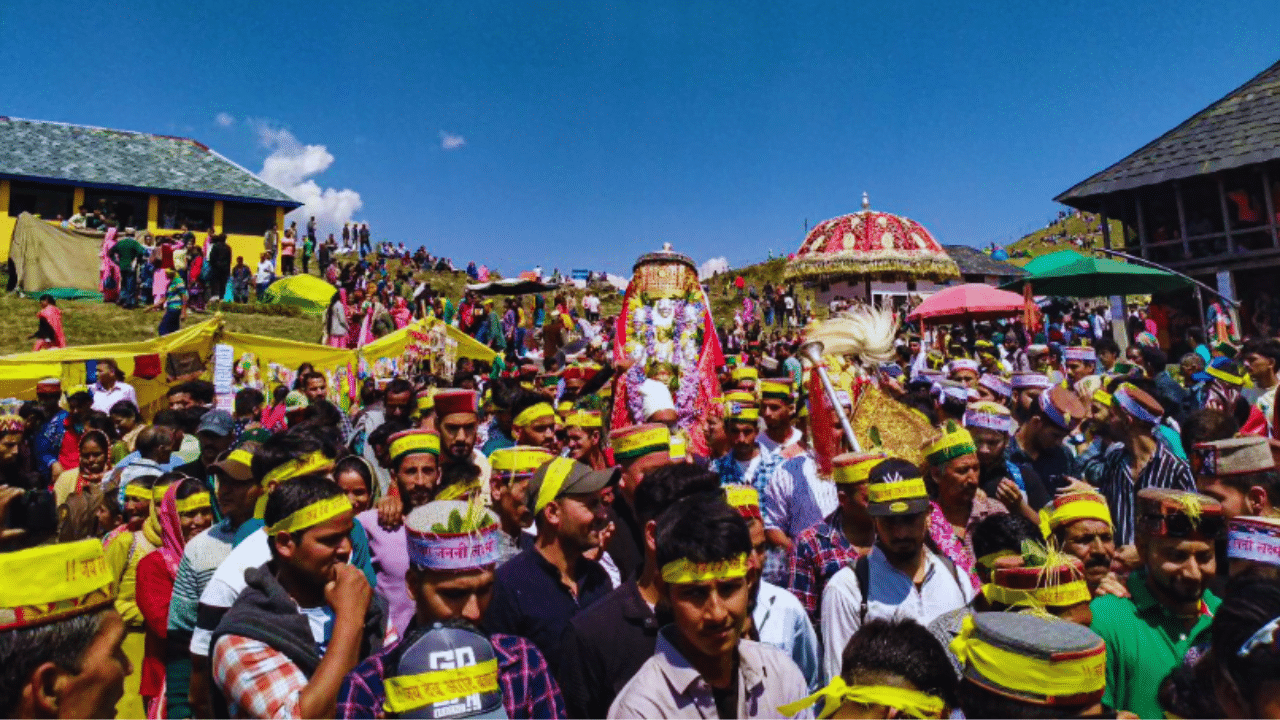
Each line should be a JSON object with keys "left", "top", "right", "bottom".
{"left": 623, "top": 294, "right": 705, "bottom": 426}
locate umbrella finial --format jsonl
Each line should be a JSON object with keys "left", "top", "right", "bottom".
{"left": 861, "top": 192, "right": 870, "bottom": 211}
{"left": 662, "top": 242, "right": 673, "bottom": 252}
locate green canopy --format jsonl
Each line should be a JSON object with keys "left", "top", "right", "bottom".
{"left": 1001, "top": 249, "right": 1190, "bottom": 297}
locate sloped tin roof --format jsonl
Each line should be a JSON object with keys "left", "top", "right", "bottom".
{"left": 0, "top": 117, "right": 300, "bottom": 207}
{"left": 943, "top": 244, "right": 1027, "bottom": 277}
{"left": 1057, "top": 59, "right": 1280, "bottom": 205}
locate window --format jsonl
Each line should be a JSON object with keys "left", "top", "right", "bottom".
{"left": 83, "top": 190, "right": 150, "bottom": 230}
{"left": 7, "top": 181, "right": 74, "bottom": 220}
{"left": 158, "top": 198, "right": 214, "bottom": 232}
{"left": 222, "top": 202, "right": 278, "bottom": 236}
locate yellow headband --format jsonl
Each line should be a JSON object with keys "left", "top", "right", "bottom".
{"left": 175, "top": 492, "right": 212, "bottom": 514}
{"left": 725, "top": 485, "right": 760, "bottom": 514}
{"left": 151, "top": 483, "right": 172, "bottom": 504}
{"left": 1091, "top": 389, "right": 1112, "bottom": 407}
{"left": 1047, "top": 496, "right": 1113, "bottom": 533}
{"left": 611, "top": 425, "right": 670, "bottom": 462}
{"left": 514, "top": 402, "right": 556, "bottom": 428}
{"left": 669, "top": 435, "right": 687, "bottom": 461}
{"left": 867, "top": 478, "right": 928, "bottom": 504}
{"left": 778, "top": 677, "right": 946, "bottom": 719}
{"left": 226, "top": 448, "right": 255, "bottom": 468}
{"left": 982, "top": 579, "right": 1092, "bottom": 608}
{"left": 564, "top": 410, "right": 602, "bottom": 428}
{"left": 949, "top": 615, "right": 1106, "bottom": 701}
{"left": 416, "top": 394, "right": 435, "bottom": 412}
{"left": 0, "top": 539, "right": 115, "bottom": 630}
{"left": 731, "top": 367, "right": 759, "bottom": 381}
{"left": 534, "top": 457, "right": 578, "bottom": 514}
{"left": 267, "top": 495, "right": 353, "bottom": 535}
{"left": 759, "top": 380, "right": 792, "bottom": 401}
{"left": 725, "top": 406, "right": 760, "bottom": 422}
{"left": 661, "top": 554, "right": 749, "bottom": 584}
{"left": 262, "top": 450, "right": 335, "bottom": 488}
{"left": 489, "top": 446, "right": 554, "bottom": 474}
{"left": 124, "top": 483, "right": 152, "bottom": 501}
{"left": 833, "top": 458, "right": 883, "bottom": 485}
{"left": 383, "top": 658, "right": 499, "bottom": 714}
{"left": 390, "top": 432, "right": 440, "bottom": 462}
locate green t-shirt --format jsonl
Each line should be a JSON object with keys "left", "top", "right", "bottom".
{"left": 1090, "top": 570, "right": 1220, "bottom": 719}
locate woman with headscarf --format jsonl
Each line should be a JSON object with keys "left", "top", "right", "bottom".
{"left": 52, "top": 429, "right": 111, "bottom": 507}
{"left": 390, "top": 295, "right": 412, "bottom": 329}
{"left": 186, "top": 238, "right": 206, "bottom": 312}
{"left": 324, "top": 290, "right": 351, "bottom": 348}
{"left": 136, "top": 477, "right": 214, "bottom": 719}
{"left": 30, "top": 294, "right": 67, "bottom": 350}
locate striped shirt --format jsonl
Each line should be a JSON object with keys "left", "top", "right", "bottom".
{"left": 166, "top": 275, "right": 187, "bottom": 311}
{"left": 1097, "top": 440, "right": 1195, "bottom": 546}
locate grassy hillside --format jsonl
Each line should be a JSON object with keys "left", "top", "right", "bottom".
{"left": 1005, "top": 211, "right": 1127, "bottom": 265}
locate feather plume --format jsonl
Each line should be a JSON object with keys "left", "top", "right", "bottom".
{"left": 805, "top": 305, "right": 899, "bottom": 374}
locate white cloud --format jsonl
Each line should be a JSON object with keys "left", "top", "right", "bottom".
{"left": 252, "top": 122, "right": 362, "bottom": 233}
{"left": 699, "top": 256, "right": 730, "bottom": 279}
{"left": 439, "top": 131, "right": 466, "bottom": 150}
{"left": 215, "top": 112, "right": 235, "bottom": 128}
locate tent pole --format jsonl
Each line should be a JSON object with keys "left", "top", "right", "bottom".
{"left": 1092, "top": 247, "right": 1237, "bottom": 308}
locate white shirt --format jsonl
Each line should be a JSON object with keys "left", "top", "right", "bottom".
{"left": 757, "top": 427, "right": 802, "bottom": 455}
{"left": 754, "top": 580, "right": 822, "bottom": 692}
{"left": 256, "top": 260, "right": 274, "bottom": 284}
{"left": 191, "top": 528, "right": 271, "bottom": 656}
{"left": 766, "top": 454, "right": 839, "bottom": 535}
{"left": 92, "top": 380, "right": 138, "bottom": 414}
{"left": 820, "top": 545, "right": 974, "bottom": 679}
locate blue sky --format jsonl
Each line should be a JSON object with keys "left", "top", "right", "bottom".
{"left": 4, "top": 1, "right": 1279, "bottom": 277}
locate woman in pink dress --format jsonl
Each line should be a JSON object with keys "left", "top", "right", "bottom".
{"left": 99, "top": 225, "right": 120, "bottom": 303}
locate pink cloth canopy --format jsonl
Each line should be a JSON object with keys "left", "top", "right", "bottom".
{"left": 907, "top": 283, "right": 1025, "bottom": 323}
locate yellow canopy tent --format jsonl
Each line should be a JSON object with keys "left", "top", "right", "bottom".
{"left": 0, "top": 314, "right": 496, "bottom": 418}
{"left": 263, "top": 274, "right": 339, "bottom": 315}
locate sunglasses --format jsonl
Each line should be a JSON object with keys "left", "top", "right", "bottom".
{"left": 1144, "top": 513, "right": 1225, "bottom": 539}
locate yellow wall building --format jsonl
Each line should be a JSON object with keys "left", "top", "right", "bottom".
{"left": 0, "top": 117, "right": 300, "bottom": 264}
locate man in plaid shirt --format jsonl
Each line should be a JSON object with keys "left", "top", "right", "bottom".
{"left": 783, "top": 453, "right": 882, "bottom": 623}
{"left": 211, "top": 476, "right": 392, "bottom": 719}
{"left": 337, "top": 499, "right": 566, "bottom": 719}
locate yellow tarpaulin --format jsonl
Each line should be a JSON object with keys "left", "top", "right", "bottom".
{"left": 0, "top": 314, "right": 496, "bottom": 417}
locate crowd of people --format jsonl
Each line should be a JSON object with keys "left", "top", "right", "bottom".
{"left": 9, "top": 247, "right": 1280, "bottom": 719}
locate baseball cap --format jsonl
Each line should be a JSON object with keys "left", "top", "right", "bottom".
{"left": 865, "top": 458, "right": 931, "bottom": 517}
{"left": 384, "top": 622, "right": 509, "bottom": 719}
{"left": 211, "top": 446, "right": 256, "bottom": 482}
{"left": 526, "top": 457, "right": 619, "bottom": 514}
{"left": 197, "top": 409, "right": 235, "bottom": 437}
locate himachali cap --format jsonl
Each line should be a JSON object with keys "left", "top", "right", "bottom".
{"left": 1064, "top": 346, "right": 1097, "bottom": 363}
{"left": 1011, "top": 372, "right": 1051, "bottom": 390}
{"left": 759, "top": 378, "right": 794, "bottom": 401}
{"left": 1136, "top": 488, "right": 1224, "bottom": 540}
{"left": 435, "top": 389, "right": 479, "bottom": 420}
{"left": 527, "top": 457, "right": 618, "bottom": 514}
{"left": 731, "top": 366, "right": 759, "bottom": 382}
{"left": 390, "top": 430, "right": 441, "bottom": 464}
{"left": 488, "top": 446, "right": 554, "bottom": 480}
{"left": 984, "top": 553, "right": 1091, "bottom": 609}
{"left": 416, "top": 390, "right": 436, "bottom": 414}
{"left": 36, "top": 377, "right": 62, "bottom": 393}
{"left": 965, "top": 401, "right": 1013, "bottom": 434}
{"left": 562, "top": 365, "right": 598, "bottom": 383}
{"left": 0, "top": 414, "right": 23, "bottom": 434}
{"left": 1190, "top": 436, "right": 1275, "bottom": 477}
{"left": 948, "top": 358, "right": 979, "bottom": 375}
{"left": 669, "top": 434, "right": 687, "bottom": 461}
{"left": 1227, "top": 516, "right": 1280, "bottom": 568}
{"left": 866, "top": 458, "right": 931, "bottom": 516}
{"left": 724, "top": 398, "right": 760, "bottom": 423}
{"left": 1043, "top": 491, "right": 1113, "bottom": 535}
{"left": 950, "top": 612, "right": 1107, "bottom": 707}
{"left": 978, "top": 372, "right": 1012, "bottom": 399}
{"left": 284, "top": 390, "right": 309, "bottom": 412}
{"left": 1038, "top": 386, "right": 1086, "bottom": 432}
{"left": 722, "top": 390, "right": 757, "bottom": 408}
{"left": 832, "top": 452, "right": 887, "bottom": 485}
{"left": 1112, "top": 383, "right": 1163, "bottom": 425}
{"left": 405, "top": 501, "right": 502, "bottom": 572}
{"left": 1027, "top": 344, "right": 1050, "bottom": 357}
{"left": 383, "top": 622, "right": 508, "bottom": 719}
{"left": 0, "top": 539, "right": 115, "bottom": 631}
{"left": 609, "top": 423, "right": 671, "bottom": 464}
{"left": 724, "top": 484, "right": 762, "bottom": 520}
{"left": 924, "top": 424, "right": 977, "bottom": 467}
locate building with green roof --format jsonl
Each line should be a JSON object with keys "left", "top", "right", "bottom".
{"left": 0, "top": 116, "right": 301, "bottom": 262}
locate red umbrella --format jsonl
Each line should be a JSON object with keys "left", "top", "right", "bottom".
{"left": 907, "top": 283, "right": 1026, "bottom": 323}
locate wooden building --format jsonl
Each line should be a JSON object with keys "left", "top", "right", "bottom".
{"left": 0, "top": 117, "right": 300, "bottom": 263}
{"left": 1056, "top": 59, "right": 1280, "bottom": 331}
